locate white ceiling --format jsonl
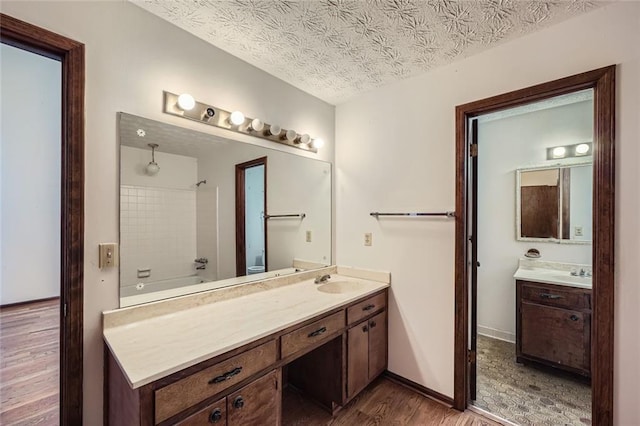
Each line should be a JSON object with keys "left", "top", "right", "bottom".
{"left": 132, "top": 0, "right": 604, "bottom": 105}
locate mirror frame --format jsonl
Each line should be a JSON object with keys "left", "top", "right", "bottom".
{"left": 454, "top": 65, "right": 615, "bottom": 424}
{"left": 515, "top": 161, "right": 593, "bottom": 244}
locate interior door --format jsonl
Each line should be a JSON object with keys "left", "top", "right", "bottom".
{"left": 469, "top": 118, "right": 479, "bottom": 401}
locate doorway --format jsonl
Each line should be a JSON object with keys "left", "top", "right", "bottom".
{"left": 454, "top": 66, "right": 615, "bottom": 425}
{"left": 235, "top": 157, "right": 267, "bottom": 277}
{"left": 0, "top": 14, "right": 84, "bottom": 424}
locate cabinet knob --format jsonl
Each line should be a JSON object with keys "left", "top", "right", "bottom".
{"left": 233, "top": 396, "right": 245, "bottom": 409}
{"left": 362, "top": 325, "right": 368, "bottom": 332}
{"left": 370, "top": 320, "right": 377, "bottom": 328}
{"left": 569, "top": 314, "right": 580, "bottom": 322}
{"left": 209, "top": 408, "right": 223, "bottom": 423}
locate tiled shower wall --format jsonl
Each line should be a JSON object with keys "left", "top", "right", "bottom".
{"left": 120, "top": 184, "right": 196, "bottom": 288}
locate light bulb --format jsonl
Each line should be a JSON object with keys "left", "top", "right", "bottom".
{"left": 298, "top": 134, "right": 311, "bottom": 145}
{"left": 285, "top": 129, "right": 297, "bottom": 142}
{"left": 311, "top": 138, "right": 324, "bottom": 149}
{"left": 249, "top": 118, "right": 264, "bottom": 132}
{"left": 146, "top": 162, "right": 160, "bottom": 176}
{"left": 229, "top": 111, "right": 245, "bottom": 126}
{"left": 177, "top": 93, "right": 195, "bottom": 111}
{"left": 269, "top": 124, "right": 282, "bottom": 136}
{"left": 552, "top": 146, "right": 566, "bottom": 158}
{"left": 575, "top": 143, "right": 590, "bottom": 155}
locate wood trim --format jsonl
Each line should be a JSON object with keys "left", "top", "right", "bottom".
{"left": 454, "top": 66, "right": 615, "bottom": 424}
{"left": 383, "top": 370, "right": 454, "bottom": 407}
{"left": 235, "top": 156, "right": 267, "bottom": 277}
{"left": 1, "top": 13, "right": 85, "bottom": 425}
{"left": 0, "top": 296, "right": 60, "bottom": 309}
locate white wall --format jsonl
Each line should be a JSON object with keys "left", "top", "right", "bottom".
{"left": 0, "top": 2, "right": 335, "bottom": 424}
{"left": 0, "top": 43, "right": 61, "bottom": 305}
{"left": 477, "top": 100, "right": 593, "bottom": 342}
{"left": 336, "top": 3, "right": 640, "bottom": 423}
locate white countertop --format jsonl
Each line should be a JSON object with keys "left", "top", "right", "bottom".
{"left": 513, "top": 258, "right": 592, "bottom": 289}
{"left": 103, "top": 274, "right": 388, "bottom": 389}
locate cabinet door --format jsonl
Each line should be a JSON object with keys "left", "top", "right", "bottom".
{"left": 347, "top": 322, "right": 369, "bottom": 399}
{"left": 368, "top": 311, "right": 387, "bottom": 381}
{"left": 227, "top": 369, "right": 280, "bottom": 426}
{"left": 177, "top": 397, "right": 226, "bottom": 426}
{"left": 521, "top": 302, "right": 589, "bottom": 371}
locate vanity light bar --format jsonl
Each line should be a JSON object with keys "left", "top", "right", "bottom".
{"left": 546, "top": 142, "right": 592, "bottom": 160}
{"left": 163, "top": 91, "right": 320, "bottom": 153}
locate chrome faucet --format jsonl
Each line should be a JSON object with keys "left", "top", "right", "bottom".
{"left": 195, "top": 258, "right": 208, "bottom": 270}
{"left": 314, "top": 274, "right": 331, "bottom": 284}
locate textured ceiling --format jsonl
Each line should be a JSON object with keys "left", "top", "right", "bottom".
{"left": 132, "top": 0, "right": 604, "bottom": 105}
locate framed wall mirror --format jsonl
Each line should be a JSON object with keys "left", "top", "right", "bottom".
{"left": 516, "top": 163, "right": 592, "bottom": 243}
{"left": 118, "top": 113, "right": 331, "bottom": 307}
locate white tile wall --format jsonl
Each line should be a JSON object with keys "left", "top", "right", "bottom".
{"left": 120, "top": 184, "right": 197, "bottom": 287}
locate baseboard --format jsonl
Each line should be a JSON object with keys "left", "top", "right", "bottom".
{"left": 0, "top": 296, "right": 59, "bottom": 309}
{"left": 383, "top": 370, "right": 454, "bottom": 407}
{"left": 477, "top": 325, "right": 515, "bottom": 343}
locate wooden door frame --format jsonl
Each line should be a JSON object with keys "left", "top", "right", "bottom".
{"left": 235, "top": 157, "right": 268, "bottom": 276}
{"left": 1, "top": 14, "right": 85, "bottom": 424}
{"left": 454, "top": 66, "right": 615, "bottom": 424}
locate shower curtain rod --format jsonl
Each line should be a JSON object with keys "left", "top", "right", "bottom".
{"left": 370, "top": 211, "right": 455, "bottom": 218}
{"left": 264, "top": 213, "right": 306, "bottom": 219}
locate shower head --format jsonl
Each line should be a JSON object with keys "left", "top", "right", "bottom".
{"left": 196, "top": 180, "right": 207, "bottom": 187}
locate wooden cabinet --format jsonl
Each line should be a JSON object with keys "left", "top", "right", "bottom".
{"left": 516, "top": 280, "right": 591, "bottom": 376}
{"left": 347, "top": 310, "right": 388, "bottom": 399}
{"left": 227, "top": 370, "right": 280, "bottom": 425}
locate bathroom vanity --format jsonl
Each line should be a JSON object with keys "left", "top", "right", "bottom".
{"left": 104, "top": 267, "right": 389, "bottom": 425}
{"left": 514, "top": 259, "right": 592, "bottom": 377}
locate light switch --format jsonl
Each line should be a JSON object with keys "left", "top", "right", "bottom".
{"left": 99, "top": 243, "right": 119, "bottom": 268}
{"left": 306, "top": 230, "right": 312, "bottom": 242}
{"left": 364, "top": 233, "right": 372, "bottom": 246}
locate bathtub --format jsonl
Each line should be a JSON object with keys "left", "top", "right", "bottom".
{"left": 120, "top": 275, "right": 207, "bottom": 297}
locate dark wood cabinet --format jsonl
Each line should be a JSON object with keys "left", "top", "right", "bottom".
{"left": 347, "top": 309, "right": 388, "bottom": 399}
{"left": 516, "top": 280, "right": 591, "bottom": 377}
{"left": 227, "top": 369, "right": 280, "bottom": 426}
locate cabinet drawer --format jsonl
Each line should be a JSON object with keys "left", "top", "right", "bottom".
{"left": 520, "top": 282, "right": 590, "bottom": 310}
{"left": 176, "top": 397, "right": 226, "bottom": 426}
{"left": 281, "top": 311, "right": 345, "bottom": 359}
{"left": 155, "top": 340, "right": 277, "bottom": 424}
{"left": 347, "top": 292, "right": 386, "bottom": 325}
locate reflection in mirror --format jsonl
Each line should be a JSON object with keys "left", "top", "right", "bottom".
{"left": 517, "top": 163, "right": 592, "bottom": 243}
{"left": 118, "top": 113, "right": 331, "bottom": 307}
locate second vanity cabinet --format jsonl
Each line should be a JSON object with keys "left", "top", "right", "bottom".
{"left": 107, "top": 288, "right": 388, "bottom": 425}
{"left": 516, "top": 280, "right": 591, "bottom": 376}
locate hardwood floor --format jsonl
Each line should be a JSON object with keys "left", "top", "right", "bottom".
{"left": 0, "top": 298, "right": 59, "bottom": 425}
{"left": 283, "top": 376, "right": 501, "bottom": 425}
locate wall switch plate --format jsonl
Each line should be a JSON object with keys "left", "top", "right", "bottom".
{"left": 364, "top": 232, "right": 372, "bottom": 246}
{"left": 306, "top": 230, "right": 312, "bottom": 242}
{"left": 575, "top": 226, "right": 583, "bottom": 236}
{"left": 99, "top": 243, "right": 119, "bottom": 268}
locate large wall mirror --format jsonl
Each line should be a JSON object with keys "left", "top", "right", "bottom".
{"left": 516, "top": 163, "right": 592, "bottom": 243}
{"left": 118, "top": 113, "right": 331, "bottom": 307}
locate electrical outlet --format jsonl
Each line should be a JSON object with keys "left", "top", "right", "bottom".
{"left": 575, "top": 226, "right": 583, "bottom": 237}
{"left": 364, "top": 232, "right": 372, "bottom": 246}
{"left": 306, "top": 230, "right": 312, "bottom": 242}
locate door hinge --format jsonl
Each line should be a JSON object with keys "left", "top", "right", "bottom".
{"left": 468, "top": 350, "right": 476, "bottom": 364}
{"left": 470, "top": 144, "right": 478, "bottom": 157}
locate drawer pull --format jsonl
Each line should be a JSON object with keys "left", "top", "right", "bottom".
{"left": 209, "top": 408, "right": 223, "bottom": 423}
{"left": 539, "top": 293, "right": 563, "bottom": 300}
{"left": 307, "top": 326, "right": 327, "bottom": 338}
{"left": 233, "top": 396, "right": 245, "bottom": 409}
{"left": 363, "top": 304, "right": 376, "bottom": 311}
{"left": 569, "top": 315, "right": 580, "bottom": 321}
{"left": 209, "top": 366, "right": 243, "bottom": 384}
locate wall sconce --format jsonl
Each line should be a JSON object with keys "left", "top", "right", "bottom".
{"left": 162, "top": 91, "right": 322, "bottom": 153}
{"left": 547, "top": 142, "right": 592, "bottom": 160}
{"left": 146, "top": 143, "right": 160, "bottom": 176}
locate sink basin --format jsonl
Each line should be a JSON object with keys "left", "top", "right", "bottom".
{"left": 317, "top": 281, "right": 366, "bottom": 294}
{"left": 550, "top": 274, "right": 592, "bottom": 285}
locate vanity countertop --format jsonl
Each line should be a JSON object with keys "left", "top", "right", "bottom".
{"left": 103, "top": 272, "right": 389, "bottom": 389}
{"left": 513, "top": 258, "right": 592, "bottom": 289}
